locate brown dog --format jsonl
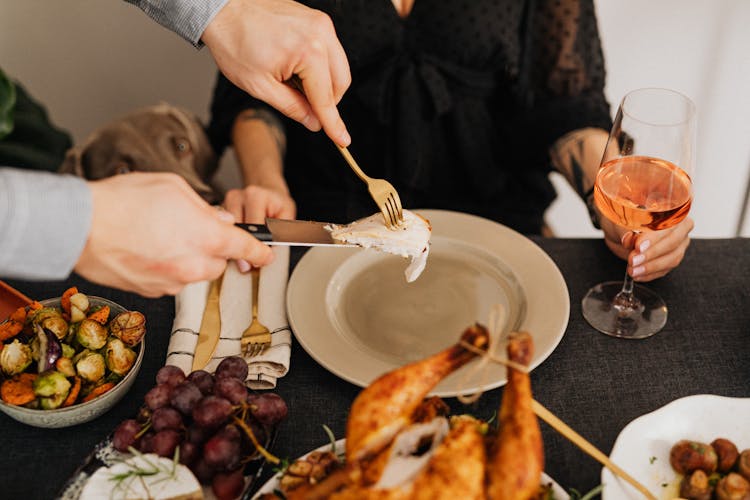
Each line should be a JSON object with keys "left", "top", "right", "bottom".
{"left": 59, "top": 103, "right": 221, "bottom": 203}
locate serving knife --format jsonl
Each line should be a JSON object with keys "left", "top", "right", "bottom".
{"left": 235, "top": 218, "right": 356, "bottom": 247}
{"left": 192, "top": 274, "right": 223, "bottom": 371}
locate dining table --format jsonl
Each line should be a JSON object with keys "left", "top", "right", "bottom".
{"left": 1, "top": 236, "right": 748, "bottom": 499}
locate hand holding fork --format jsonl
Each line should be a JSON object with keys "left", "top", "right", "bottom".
{"left": 287, "top": 76, "right": 405, "bottom": 229}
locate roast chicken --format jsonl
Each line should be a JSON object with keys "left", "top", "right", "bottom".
{"left": 274, "top": 324, "right": 544, "bottom": 500}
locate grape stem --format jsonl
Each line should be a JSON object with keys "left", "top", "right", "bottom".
{"left": 233, "top": 416, "right": 280, "bottom": 465}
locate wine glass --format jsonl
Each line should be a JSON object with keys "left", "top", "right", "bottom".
{"left": 582, "top": 88, "right": 696, "bottom": 339}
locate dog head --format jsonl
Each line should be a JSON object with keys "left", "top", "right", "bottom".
{"left": 60, "top": 103, "right": 220, "bottom": 203}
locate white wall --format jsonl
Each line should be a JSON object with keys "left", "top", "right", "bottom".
{"left": 0, "top": 0, "right": 243, "bottom": 189}
{"left": 2, "top": 1, "right": 748, "bottom": 236}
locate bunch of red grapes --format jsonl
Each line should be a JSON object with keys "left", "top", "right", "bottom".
{"left": 112, "top": 357, "right": 288, "bottom": 500}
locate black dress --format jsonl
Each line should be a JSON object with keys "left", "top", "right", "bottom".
{"left": 207, "top": 0, "right": 612, "bottom": 234}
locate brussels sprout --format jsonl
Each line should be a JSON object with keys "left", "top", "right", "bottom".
{"left": 61, "top": 343, "right": 75, "bottom": 359}
{"left": 104, "top": 337, "right": 136, "bottom": 376}
{"left": 55, "top": 357, "right": 76, "bottom": 378}
{"left": 32, "top": 370, "right": 71, "bottom": 410}
{"left": 36, "top": 325, "right": 62, "bottom": 373}
{"left": 31, "top": 307, "right": 64, "bottom": 327}
{"left": 76, "top": 352, "right": 106, "bottom": 383}
{"left": 76, "top": 319, "right": 108, "bottom": 350}
{"left": 41, "top": 315, "right": 69, "bottom": 340}
{"left": 0, "top": 339, "right": 33, "bottom": 376}
{"left": 109, "top": 311, "right": 146, "bottom": 347}
{"left": 72, "top": 348, "right": 92, "bottom": 365}
{"left": 64, "top": 322, "right": 79, "bottom": 344}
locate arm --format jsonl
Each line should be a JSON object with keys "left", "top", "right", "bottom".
{"left": 550, "top": 127, "right": 693, "bottom": 282}
{"left": 0, "top": 168, "right": 92, "bottom": 280}
{"left": 0, "top": 168, "right": 274, "bottom": 296}
{"left": 222, "top": 108, "right": 296, "bottom": 224}
{"left": 125, "top": 0, "right": 351, "bottom": 146}
{"left": 523, "top": 0, "right": 691, "bottom": 281}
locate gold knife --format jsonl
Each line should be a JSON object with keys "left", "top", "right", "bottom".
{"left": 192, "top": 273, "right": 223, "bottom": 371}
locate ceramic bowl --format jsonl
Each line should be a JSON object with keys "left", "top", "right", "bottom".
{"left": 0, "top": 296, "right": 144, "bottom": 428}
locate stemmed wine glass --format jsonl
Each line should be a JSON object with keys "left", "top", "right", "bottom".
{"left": 582, "top": 88, "right": 696, "bottom": 339}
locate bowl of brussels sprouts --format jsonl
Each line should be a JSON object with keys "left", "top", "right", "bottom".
{"left": 0, "top": 289, "right": 146, "bottom": 428}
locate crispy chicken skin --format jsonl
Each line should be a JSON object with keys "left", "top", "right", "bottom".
{"left": 284, "top": 327, "right": 543, "bottom": 500}
{"left": 408, "top": 416, "right": 487, "bottom": 500}
{"left": 486, "top": 331, "right": 543, "bottom": 500}
{"left": 345, "top": 324, "right": 489, "bottom": 462}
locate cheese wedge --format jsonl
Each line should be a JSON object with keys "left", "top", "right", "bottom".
{"left": 79, "top": 453, "right": 203, "bottom": 500}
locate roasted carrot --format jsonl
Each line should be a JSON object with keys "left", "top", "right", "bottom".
{"left": 61, "top": 376, "right": 82, "bottom": 407}
{"left": 87, "top": 305, "right": 110, "bottom": 325}
{"left": 60, "top": 286, "right": 79, "bottom": 315}
{"left": 82, "top": 381, "right": 116, "bottom": 403}
{"left": 1, "top": 373, "right": 37, "bottom": 406}
{"left": 0, "top": 321, "right": 23, "bottom": 341}
{"left": 8, "top": 305, "right": 27, "bottom": 323}
{"left": 0, "top": 301, "right": 44, "bottom": 341}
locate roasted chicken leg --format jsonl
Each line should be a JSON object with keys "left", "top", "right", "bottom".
{"left": 486, "top": 331, "right": 543, "bottom": 500}
{"left": 345, "top": 324, "right": 489, "bottom": 462}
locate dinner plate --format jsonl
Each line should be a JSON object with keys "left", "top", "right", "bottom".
{"left": 286, "top": 209, "right": 569, "bottom": 397}
{"left": 601, "top": 394, "right": 750, "bottom": 499}
{"left": 252, "top": 438, "right": 569, "bottom": 499}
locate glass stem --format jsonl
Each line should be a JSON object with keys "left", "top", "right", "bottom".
{"left": 613, "top": 232, "right": 642, "bottom": 315}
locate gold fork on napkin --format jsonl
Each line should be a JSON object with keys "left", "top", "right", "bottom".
{"left": 241, "top": 268, "right": 272, "bottom": 357}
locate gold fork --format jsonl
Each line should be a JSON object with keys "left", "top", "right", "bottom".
{"left": 336, "top": 146, "right": 404, "bottom": 229}
{"left": 286, "top": 75, "right": 405, "bottom": 229}
{"left": 241, "top": 267, "right": 271, "bottom": 357}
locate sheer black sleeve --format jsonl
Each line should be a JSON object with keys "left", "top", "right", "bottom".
{"left": 514, "top": 0, "right": 612, "bottom": 162}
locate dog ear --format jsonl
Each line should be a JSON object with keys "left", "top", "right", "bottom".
{"left": 58, "top": 147, "right": 85, "bottom": 177}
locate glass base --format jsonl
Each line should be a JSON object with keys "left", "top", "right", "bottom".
{"left": 582, "top": 281, "right": 668, "bottom": 339}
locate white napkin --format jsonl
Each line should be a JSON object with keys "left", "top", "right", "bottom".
{"left": 165, "top": 247, "right": 292, "bottom": 389}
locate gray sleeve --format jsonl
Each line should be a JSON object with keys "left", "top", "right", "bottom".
{"left": 0, "top": 168, "right": 92, "bottom": 280}
{"left": 123, "top": 0, "right": 229, "bottom": 46}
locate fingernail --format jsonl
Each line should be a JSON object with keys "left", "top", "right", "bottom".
{"left": 338, "top": 130, "right": 351, "bottom": 146}
{"left": 236, "top": 259, "right": 251, "bottom": 273}
{"left": 632, "top": 265, "right": 645, "bottom": 277}
{"left": 639, "top": 240, "right": 651, "bottom": 253}
{"left": 303, "top": 114, "right": 321, "bottom": 132}
{"left": 632, "top": 253, "right": 645, "bottom": 266}
{"left": 621, "top": 232, "right": 633, "bottom": 247}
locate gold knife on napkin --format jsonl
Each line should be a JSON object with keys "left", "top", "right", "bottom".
{"left": 192, "top": 274, "right": 223, "bottom": 371}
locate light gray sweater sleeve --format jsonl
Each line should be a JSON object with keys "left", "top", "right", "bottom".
{"left": 123, "top": 0, "right": 229, "bottom": 46}
{"left": 0, "top": 168, "right": 92, "bottom": 280}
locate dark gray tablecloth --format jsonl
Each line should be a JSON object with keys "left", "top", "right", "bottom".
{"left": 2, "top": 237, "right": 748, "bottom": 499}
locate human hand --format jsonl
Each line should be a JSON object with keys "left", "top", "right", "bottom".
{"left": 75, "top": 173, "right": 274, "bottom": 297}
{"left": 202, "top": 0, "right": 351, "bottom": 146}
{"left": 601, "top": 216, "right": 694, "bottom": 282}
{"left": 222, "top": 184, "right": 296, "bottom": 273}
{"left": 222, "top": 184, "right": 296, "bottom": 224}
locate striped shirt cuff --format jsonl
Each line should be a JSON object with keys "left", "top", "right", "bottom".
{"left": 124, "top": 0, "right": 229, "bottom": 47}
{"left": 0, "top": 168, "right": 92, "bottom": 280}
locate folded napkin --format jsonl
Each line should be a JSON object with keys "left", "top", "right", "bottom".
{"left": 165, "top": 247, "right": 292, "bottom": 389}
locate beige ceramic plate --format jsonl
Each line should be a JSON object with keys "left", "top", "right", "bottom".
{"left": 252, "top": 438, "right": 570, "bottom": 499}
{"left": 286, "top": 209, "right": 569, "bottom": 397}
